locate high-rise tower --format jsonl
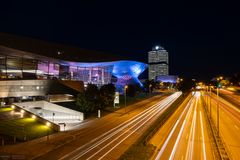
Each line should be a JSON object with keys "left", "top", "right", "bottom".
{"left": 148, "top": 45, "right": 169, "bottom": 80}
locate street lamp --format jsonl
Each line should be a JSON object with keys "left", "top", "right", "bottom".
{"left": 124, "top": 85, "right": 128, "bottom": 114}
{"left": 217, "top": 86, "right": 220, "bottom": 136}
{"left": 149, "top": 84, "right": 152, "bottom": 94}
{"left": 210, "top": 86, "right": 212, "bottom": 119}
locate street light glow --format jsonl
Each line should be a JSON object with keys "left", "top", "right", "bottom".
{"left": 46, "top": 122, "right": 51, "bottom": 126}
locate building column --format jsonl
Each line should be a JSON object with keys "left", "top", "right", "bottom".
{"left": 101, "top": 68, "right": 104, "bottom": 85}
{"left": 89, "top": 67, "right": 92, "bottom": 83}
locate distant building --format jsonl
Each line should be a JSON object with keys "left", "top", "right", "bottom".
{"left": 148, "top": 46, "right": 169, "bottom": 80}
{"left": 156, "top": 75, "right": 178, "bottom": 83}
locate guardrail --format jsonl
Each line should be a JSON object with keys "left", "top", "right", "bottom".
{"left": 201, "top": 92, "right": 231, "bottom": 160}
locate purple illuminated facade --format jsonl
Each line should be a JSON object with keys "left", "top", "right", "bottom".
{"left": 0, "top": 45, "right": 147, "bottom": 91}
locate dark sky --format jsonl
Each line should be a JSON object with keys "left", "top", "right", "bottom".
{"left": 0, "top": 1, "right": 239, "bottom": 81}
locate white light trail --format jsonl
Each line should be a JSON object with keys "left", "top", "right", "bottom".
{"left": 155, "top": 95, "right": 194, "bottom": 160}
{"left": 169, "top": 98, "right": 196, "bottom": 160}
{"left": 200, "top": 111, "right": 207, "bottom": 160}
{"left": 76, "top": 94, "right": 179, "bottom": 160}
{"left": 188, "top": 99, "right": 197, "bottom": 160}
{"left": 169, "top": 120, "right": 186, "bottom": 160}
{"left": 60, "top": 92, "right": 182, "bottom": 160}
{"left": 185, "top": 100, "right": 196, "bottom": 160}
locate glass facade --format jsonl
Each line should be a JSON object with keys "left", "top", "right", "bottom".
{"left": 0, "top": 48, "right": 147, "bottom": 91}
{"left": 0, "top": 55, "right": 116, "bottom": 86}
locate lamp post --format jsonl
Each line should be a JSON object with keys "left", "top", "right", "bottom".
{"left": 217, "top": 87, "right": 220, "bottom": 136}
{"left": 124, "top": 85, "right": 128, "bottom": 114}
{"left": 210, "top": 86, "right": 212, "bottom": 119}
{"left": 206, "top": 86, "right": 208, "bottom": 109}
{"left": 52, "top": 112, "right": 55, "bottom": 122}
{"left": 149, "top": 84, "right": 152, "bottom": 94}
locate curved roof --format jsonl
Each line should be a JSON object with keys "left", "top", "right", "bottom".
{"left": 0, "top": 32, "right": 129, "bottom": 62}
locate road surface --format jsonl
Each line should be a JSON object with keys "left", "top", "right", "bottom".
{"left": 150, "top": 91, "right": 215, "bottom": 160}
{"left": 32, "top": 92, "right": 182, "bottom": 160}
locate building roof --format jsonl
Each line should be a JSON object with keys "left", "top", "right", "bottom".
{"left": 0, "top": 32, "right": 127, "bottom": 62}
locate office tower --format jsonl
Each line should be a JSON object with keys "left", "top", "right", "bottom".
{"left": 148, "top": 45, "right": 169, "bottom": 80}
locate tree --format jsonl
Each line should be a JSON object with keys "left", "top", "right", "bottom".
{"left": 76, "top": 92, "right": 95, "bottom": 113}
{"left": 85, "top": 83, "right": 99, "bottom": 100}
{"left": 100, "top": 84, "right": 116, "bottom": 107}
{"left": 177, "top": 78, "right": 195, "bottom": 92}
{"left": 76, "top": 84, "right": 100, "bottom": 113}
{"left": 76, "top": 83, "right": 116, "bottom": 113}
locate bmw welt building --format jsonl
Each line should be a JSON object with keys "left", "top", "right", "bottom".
{"left": 0, "top": 33, "right": 147, "bottom": 102}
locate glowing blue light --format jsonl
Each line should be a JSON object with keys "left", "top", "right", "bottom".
{"left": 58, "top": 60, "right": 147, "bottom": 92}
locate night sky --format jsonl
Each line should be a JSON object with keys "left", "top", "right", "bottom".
{"left": 0, "top": 1, "right": 239, "bottom": 81}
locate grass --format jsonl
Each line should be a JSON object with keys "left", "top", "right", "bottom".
{"left": 0, "top": 118, "right": 54, "bottom": 142}
{"left": 105, "top": 92, "right": 163, "bottom": 112}
{"left": 0, "top": 107, "right": 13, "bottom": 112}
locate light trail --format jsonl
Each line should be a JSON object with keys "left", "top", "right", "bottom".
{"left": 185, "top": 99, "right": 197, "bottom": 160}
{"left": 72, "top": 94, "right": 178, "bottom": 160}
{"left": 200, "top": 111, "right": 207, "bottom": 160}
{"left": 62, "top": 92, "right": 182, "bottom": 160}
{"left": 169, "top": 97, "right": 197, "bottom": 160}
{"left": 169, "top": 120, "right": 186, "bottom": 160}
{"left": 59, "top": 93, "right": 178, "bottom": 160}
{"left": 190, "top": 99, "right": 197, "bottom": 159}
{"left": 97, "top": 97, "right": 178, "bottom": 160}
{"left": 76, "top": 93, "right": 180, "bottom": 160}
{"left": 154, "top": 94, "right": 194, "bottom": 160}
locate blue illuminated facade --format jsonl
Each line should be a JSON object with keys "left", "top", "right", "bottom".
{"left": 61, "top": 60, "right": 147, "bottom": 92}
{"left": 0, "top": 45, "right": 147, "bottom": 92}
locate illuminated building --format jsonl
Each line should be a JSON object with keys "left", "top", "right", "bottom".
{"left": 148, "top": 45, "right": 169, "bottom": 80}
{"left": 0, "top": 45, "right": 147, "bottom": 95}
{"left": 156, "top": 75, "right": 178, "bottom": 83}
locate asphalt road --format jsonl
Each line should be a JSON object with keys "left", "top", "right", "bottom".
{"left": 206, "top": 91, "right": 240, "bottom": 159}
{"left": 151, "top": 91, "right": 214, "bottom": 160}
{"left": 33, "top": 92, "right": 182, "bottom": 160}
{"left": 219, "top": 88, "right": 240, "bottom": 106}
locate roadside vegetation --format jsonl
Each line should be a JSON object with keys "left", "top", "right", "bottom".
{"left": 76, "top": 83, "right": 116, "bottom": 114}
{"left": 75, "top": 79, "right": 188, "bottom": 116}
{"left": 0, "top": 107, "right": 13, "bottom": 112}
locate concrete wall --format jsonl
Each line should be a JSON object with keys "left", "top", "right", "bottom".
{"left": 14, "top": 101, "right": 84, "bottom": 120}
{"left": 0, "top": 80, "right": 52, "bottom": 98}
{"left": 13, "top": 100, "right": 84, "bottom": 131}
{"left": 12, "top": 104, "right": 61, "bottom": 131}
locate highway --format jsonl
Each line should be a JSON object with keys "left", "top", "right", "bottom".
{"left": 205, "top": 91, "right": 240, "bottom": 159}
{"left": 150, "top": 91, "right": 215, "bottom": 160}
{"left": 34, "top": 92, "right": 182, "bottom": 160}
{"left": 218, "top": 88, "right": 240, "bottom": 106}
